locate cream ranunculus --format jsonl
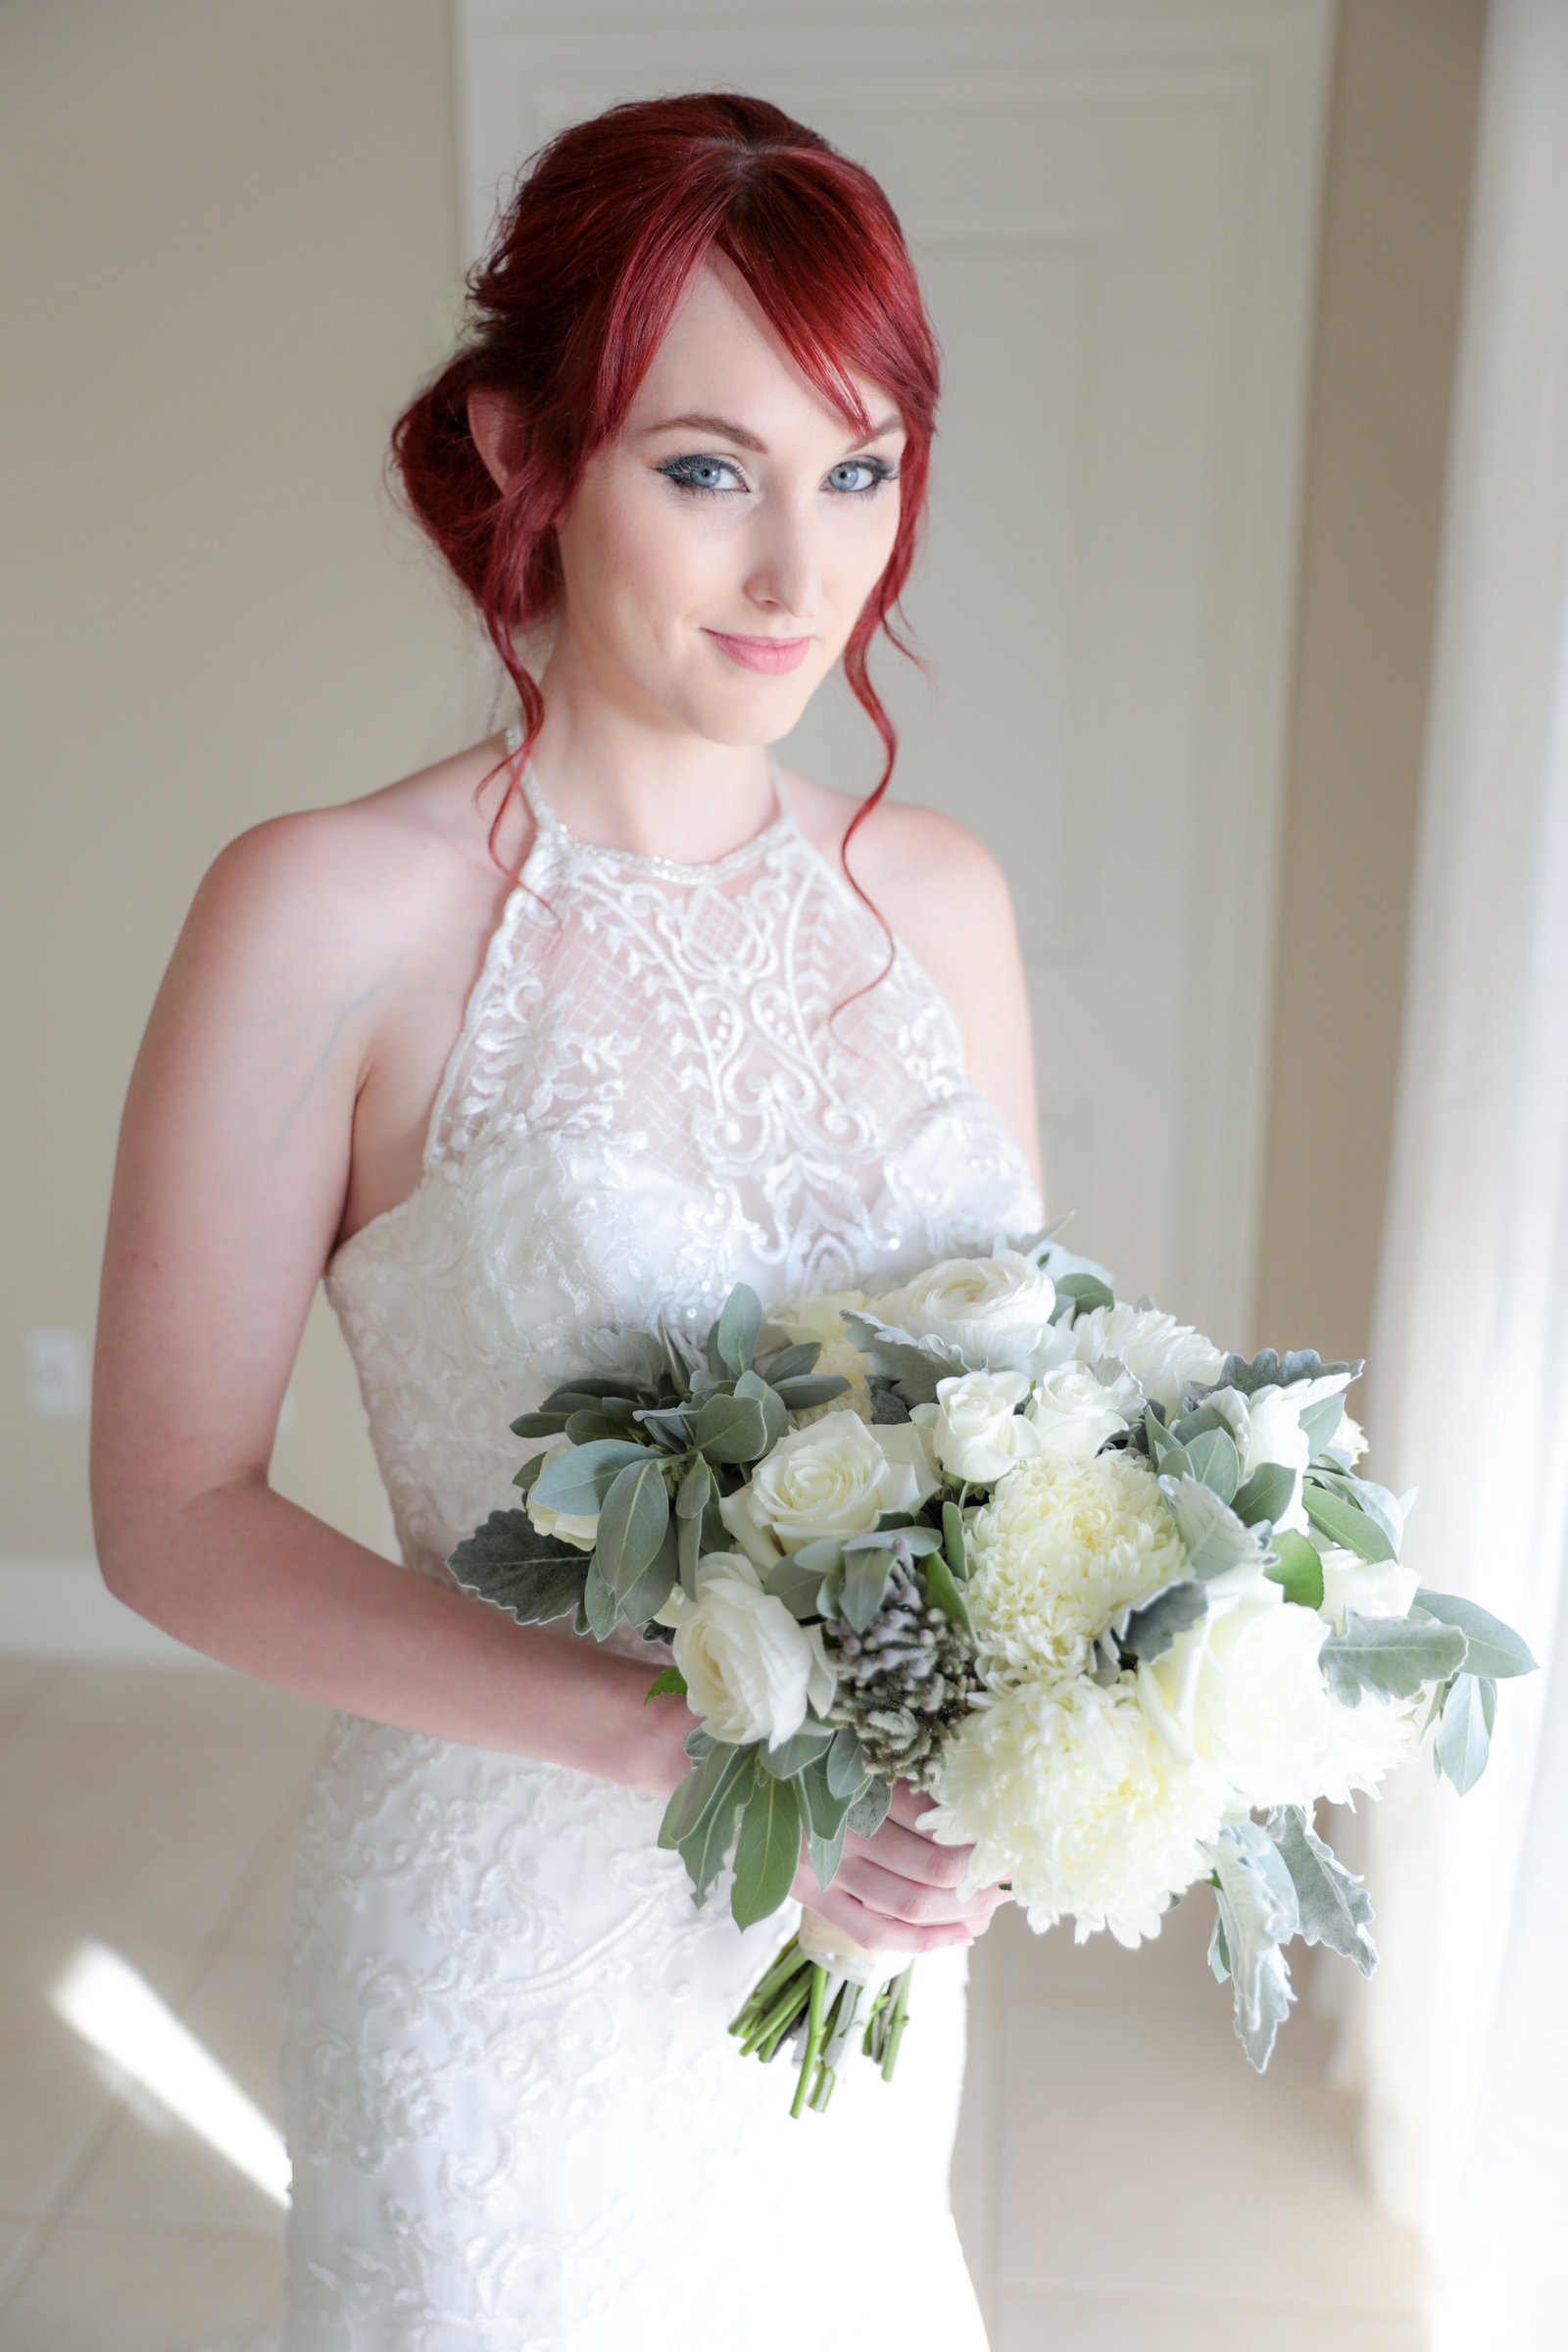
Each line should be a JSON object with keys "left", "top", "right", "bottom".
{"left": 523, "top": 1444, "right": 600, "bottom": 1552}
{"left": 1317, "top": 1544, "right": 1420, "bottom": 1629}
{"left": 1026, "top": 1363, "right": 1138, "bottom": 1463}
{"left": 718, "top": 1410, "right": 939, "bottom": 1568}
{"left": 873, "top": 1250, "right": 1063, "bottom": 1374}
{"left": 914, "top": 1369, "right": 1042, "bottom": 1483}
{"left": 668, "top": 1552, "right": 836, "bottom": 1748}
{"left": 1136, "top": 1576, "right": 1341, "bottom": 1808}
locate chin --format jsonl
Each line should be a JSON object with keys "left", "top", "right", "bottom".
{"left": 680, "top": 667, "right": 828, "bottom": 749}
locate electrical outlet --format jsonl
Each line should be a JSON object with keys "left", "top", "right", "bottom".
{"left": 27, "top": 1329, "right": 90, "bottom": 1418}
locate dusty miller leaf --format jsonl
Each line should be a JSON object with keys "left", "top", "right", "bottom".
{"left": 1205, "top": 1819, "right": 1299, "bottom": 2071}
{"left": 447, "top": 1510, "right": 589, "bottom": 1626}
{"left": 1319, "top": 1610, "right": 1466, "bottom": 1703}
{"left": 1264, "top": 1806, "right": 1376, "bottom": 1975}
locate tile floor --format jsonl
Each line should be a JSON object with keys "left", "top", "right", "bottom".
{"left": 0, "top": 1656, "right": 1429, "bottom": 2350}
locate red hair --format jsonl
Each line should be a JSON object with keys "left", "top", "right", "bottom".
{"left": 390, "top": 91, "right": 940, "bottom": 876}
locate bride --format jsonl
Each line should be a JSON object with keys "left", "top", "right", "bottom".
{"left": 92, "top": 93, "right": 1044, "bottom": 2350}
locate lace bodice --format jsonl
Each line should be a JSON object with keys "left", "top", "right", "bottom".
{"left": 325, "top": 749, "right": 1041, "bottom": 1583}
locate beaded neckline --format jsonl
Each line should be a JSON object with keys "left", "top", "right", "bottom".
{"left": 504, "top": 721, "right": 798, "bottom": 885}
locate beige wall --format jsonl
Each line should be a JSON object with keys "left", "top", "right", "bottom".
{"left": 0, "top": 0, "right": 1485, "bottom": 1578}
{"left": 1251, "top": 0, "right": 1487, "bottom": 1370}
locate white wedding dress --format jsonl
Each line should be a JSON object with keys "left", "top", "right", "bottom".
{"left": 281, "top": 743, "right": 1041, "bottom": 2350}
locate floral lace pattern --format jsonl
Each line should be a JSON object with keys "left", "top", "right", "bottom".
{"left": 283, "top": 756, "right": 1038, "bottom": 2347}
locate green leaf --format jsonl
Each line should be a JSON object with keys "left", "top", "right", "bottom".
{"left": 807, "top": 1818, "right": 849, "bottom": 1895}
{"left": 1414, "top": 1591, "right": 1537, "bottom": 1680}
{"left": 1186, "top": 1427, "right": 1240, "bottom": 1504}
{"left": 581, "top": 1556, "right": 620, "bottom": 1641}
{"left": 1158, "top": 1474, "right": 1263, "bottom": 1580}
{"left": 1233, "top": 1461, "right": 1298, "bottom": 1530}
{"left": 1435, "top": 1672, "right": 1495, "bottom": 1794}
{"left": 1172, "top": 1403, "right": 1232, "bottom": 1448}
{"left": 841, "top": 1548, "right": 895, "bottom": 1635}
{"left": 511, "top": 1451, "right": 548, "bottom": 1494}
{"left": 1302, "top": 1480, "right": 1396, "bottom": 1564}
{"left": 447, "top": 1509, "right": 590, "bottom": 1626}
{"left": 1204, "top": 1820, "right": 1298, "bottom": 2071}
{"left": 733, "top": 1369, "right": 790, "bottom": 1451}
{"left": 1299, "top": 1394, "right": 1348, "bottom": 1456}
{"left": 532, "top": 1438, "right": 647, "bottom": 1518}
{"left": 731, "top": 1772, "right": 804, "bottom": 1929}
{"left": 847, "top": 1778, "right": 892, "bottom": 1838}
{"left": 694, "top": 1391, "right": 770, "bottom": 1464}
{"left": 645, "top": 1664, "right": 688, "bottom": 1702}
{"left": 825, "top": 1726, "right": 868, "bottom": 1800}
{"left": 764, "top": 1552, "right": 831, "bottom": 1622}
{"left": 772, "top": 1375, "right": 852, "bottom": 1411}
{"left": 1144, "top": 1407, "right": 1185, "bottom": 1466}
{"left": 715, "top": 1283, "right": 763, "bottom": 1376}
{"left": 1264, "top": 1806, "right": 1376, "bottom": 1975}
{"left": 674, "top": 1748, "right": 758, "bottom": 1908}
{"left": 942, "top": 1499, "right": 967, "bottom": 1581}
{"left": 659, "top": 1738, "right": 752, "bottom": 1852}
{"left": 564, "top": 1408, "right": 639, "bottom": 1445}
{"left": 918, "top": 1551, "right": 974, "bottom": 1641}
{"left": 509, "top": 1409, "right": 571, "bottom": 1438}
{"left": 676, "top": 1507, "right": 702, "bottom": 1598}
{"left": 1267, "top": 1529, "right": 1325, "bottom": 1609}
{"left": 763, "top": 1341, "right": 822, "bottom": 1383}
{"left": 758, "top": 1718, "right": 835, "bottom": 1779}
{"left": 802, "top": 1752, "right": 855, "bottom": 1837}
{"left": 842, "top": 1315, "right": 947, "bottom": 1405}
{"left": 1054, "top": 1271, "right": 1115, "bottom": 1316}
{"left": 675, "top": 1457, "right": 710, "bottom": 1520}
{"left": 1119, "top": 1579, "right": 1207, "bottom": 1663}
{"left": 595, "top": 1458, "right": 671, "bottom": 1601}
{"left": 1319, "top": 1609, "right": 1466, "bottom": 1703}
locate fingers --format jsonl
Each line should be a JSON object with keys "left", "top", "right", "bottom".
{"left": 847, "top": 1812, "right": 972, "bottom": 1892}
{"left": 794, "top": 1878, "right": 979, "bottom": 1955}
{"left": 836, "top": 1853, "right": 1007, "bottom": 1935}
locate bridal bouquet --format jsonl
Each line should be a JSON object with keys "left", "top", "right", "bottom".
{"left": 450, "top": 1233, "right": 1535, "bottom": 2112}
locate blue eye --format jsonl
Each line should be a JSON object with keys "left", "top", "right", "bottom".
{"left": 658, "top": 453, "right": 748, "bottom": 496}
{"left": 826, "top": 458, "right": 896, "bottom": 496}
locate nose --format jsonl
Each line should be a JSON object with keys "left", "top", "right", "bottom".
{"left": 742, "top": 489, "right": 822, "bottom": 626}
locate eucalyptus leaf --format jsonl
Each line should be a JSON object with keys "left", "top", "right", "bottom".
{"left": 511, "top": 1452, "right": 547, "bottom": 1495}
{"left": 763, "top": 1342, "right": 823, "bottom": 1383}
{"left": 595, "top": 1458, "right": 671, "bottom": 1600}
{"left": 1145, "top": 1407, "right": 1185, "bottom": 1466}
{"left": 758, "top": 1718, "right": 836, "bottom": 1779}
{"left": 919, "top": 1551, "right": 974, "bottom": 1641}
{"left": 677, "top": 1508, "right": 702, "bottom": 1598}
{"left": 532, "top": 1438, "right": 648, "bottom": 1519}
{"left": 942, "top": 1499, "right": 968, "bottom": 1581}
{"left": 1172, "top": 1404, "right": 1231, "bottom": 1448}
{"left": 683, "top": 1724, "right": 714, "bottom": 1761}
{"left": 616, "top": 1514, "right": 680, "bottom": 1627}
{"left": 447, "top": 1510, "right": 590, "bottom": 1627}
{"left": 802, "top": 1753, "right": 855, "bottom": 1837}
{"left": 1233, "top": 1461, "right": 1298, "bottom": 1530}
{"left": 764, "top": 1553, "right": 832, "bottom": 1623}
{"left": 1118, "top": 1578, "right": 1207, "bottom": 1663}
{"left": 1319, "top": 1609, "right": 1466, "bottom": 1703}
{"left": 581, "top": 1556, "right": 620, "bottom": 1641}
{"left": 675, "top": 1457, "right": 711, "bottom": 1521}
{"left": 807, "top": 1818, "right": 849, "bottom": 1895}
{"left": 1302, "top": 1480, "right": 1396, "bottom": 1565}
{"left": 842, "top": 1548, "right": 895, "bottom": 1635}
{"left": 1158, "top": 1474, "right": 1264, "bottom": 1580}
{"left": 659, "top": 1737, "right": 751, "bottom": 1853}
{"left": 1267, "top": 1528, "right": 1325, "bottom": 1609}
{"left": 842, "top": 1315, "right": 947, "bottom": 1405}
{"left": 1054, "top": 1271, "right": 1114, "bottom": 1316}
{"left": 715, "top": 1283, "right": 763, "bottom": 1377}
{"left": 1299, "top": 1394, "right": 1348, "bottom": 1456}
{"left": 509, "top": 1409, "right": 571, "bottom": 1439}
{"left": 847, "top": 1778, "right": 892, "bottom": 1838}
{"left": 825, "top": 1726, "right": 869, "bottom": 1801}
{"left": 731, "top": 1772, "right": 804, "bottom": 1928}
{"left": 676, "top": 1748, "right": 758, "bottom": 1908}
{"left": 1264, "top": 1806, "right": 1376, "bottom": 1975}
{"left": 694, "top": 1391, "right": 770, "bottom": 1464}
{"left": 1414, "top": 1591, "right": 1537, "bottom": 1681}
{"left": 1185, "top": 1427, "right": 1240, "bottom": 1504}
{"left": 772, "top": 1375, "right": 853, "bottom": 1410}
{"left": 1435, "top": 1672, "right": 1495, "bottom": 1793}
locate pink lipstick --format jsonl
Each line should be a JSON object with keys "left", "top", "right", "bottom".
{"left": 704, "top": 629, "right": 812, "bottom": 675}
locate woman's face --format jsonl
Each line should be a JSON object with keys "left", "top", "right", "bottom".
{"left": 549, "top": 257, "right": 906, "bottom": 746}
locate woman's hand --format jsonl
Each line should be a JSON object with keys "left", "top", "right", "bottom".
{"left": 790, "top": 1782, "right": 1008, "bottom": 1955}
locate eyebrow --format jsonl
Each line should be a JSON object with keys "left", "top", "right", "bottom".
{"left": 645, "top": 410, "right": 905, "bottom": 454}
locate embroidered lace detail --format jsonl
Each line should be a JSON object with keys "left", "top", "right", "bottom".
{"left": 283, "top": 748, "right": 1035, "bottom": 2345}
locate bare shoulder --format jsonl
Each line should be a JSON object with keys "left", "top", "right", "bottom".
{"left": 782, "top": 770, "right": 1015, "bottom": 947}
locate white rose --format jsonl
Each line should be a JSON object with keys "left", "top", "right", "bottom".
{"left": 669, "top": 1552, "right": 836, "bottom": 1748}
{"left": 1324, "top": 1411, "right": 1368, "bottom": 1468}
{"left": 1202, "top": 1374, "right": 1353, "bottom": 1533}
{"left": 1317, "top": 1544, "right": 1419, "bottom": 1629}
{"left": 523, "top": 1444, "right": 599, "bottom": 1552}
{"left": 873, "top": 1250, "right": 1064, "bottom": 1374}
{"left": 718, "top": 1410, "right": 939, "bottom": 1567}
{"left": 1026, "top": 1364, "right": 1137, "bottom": 1463}
{"left": 1136, "top": 1577, "right": 1340, "bottom": 1808}
{"left": 913, "top": 1369, "right": 1042, "bottom": 1483}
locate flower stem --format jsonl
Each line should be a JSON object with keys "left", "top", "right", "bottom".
{"left": 880, "top": 1966, "right": 913, "bottom": 2082}
{"left": 790, "top": 1962, "right": 829, "bottom": 2120}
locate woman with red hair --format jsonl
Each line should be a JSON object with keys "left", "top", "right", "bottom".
{"left": 94, "top": 94, "right": 1041, "bottom": 2346}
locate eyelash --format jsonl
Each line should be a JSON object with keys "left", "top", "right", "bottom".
{"left": 655, "top": 453, "right": 899, "bottom": 501}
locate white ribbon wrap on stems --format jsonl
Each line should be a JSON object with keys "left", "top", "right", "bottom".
{"left": 796, "top": 1910, "right": 918, "bottom": 1990}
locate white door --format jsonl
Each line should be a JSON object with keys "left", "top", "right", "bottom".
{"left": 456, "top": 0, "right": 1333, "bottom": 1341}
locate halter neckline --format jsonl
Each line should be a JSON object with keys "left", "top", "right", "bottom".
{"left": 504, "top": 721, "right": 797, "bottom": 885}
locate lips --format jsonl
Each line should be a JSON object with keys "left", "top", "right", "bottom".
{"left": 703, "top": 629, "right": 812, "bottom": 675}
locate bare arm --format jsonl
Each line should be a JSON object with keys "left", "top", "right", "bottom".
{"left": 91, "top": 811, "right": 689, "bottom": 1793}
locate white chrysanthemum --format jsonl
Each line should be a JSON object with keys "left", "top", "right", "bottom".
{"left": 967, "top": 1449, "right": 1189, "bottom": 1680}
{"left": 1317, "top": 1688, "right": 1427, "bottom": 1806}
{"left": 1071, "top": 1302, "right": 1225, "bottom": 1413}
{"left": 926, "top": 1676, "right": 1227, "bottom": 1946}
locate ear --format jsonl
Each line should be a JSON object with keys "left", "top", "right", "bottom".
{"left": 467, "top": 386, "right": 518, "bottom": 492}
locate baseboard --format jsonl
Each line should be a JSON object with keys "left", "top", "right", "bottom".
{"left": 0, "top": 1559, "right": 216, "bottom": 1665}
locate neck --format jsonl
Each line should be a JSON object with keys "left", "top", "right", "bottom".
{"left": 527, "top": 632, "right": 778, "bottom": 864}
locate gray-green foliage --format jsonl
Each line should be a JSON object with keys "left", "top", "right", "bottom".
{"left": 1205, "top": 1820, "right": 1299, "bottom": 2070}
{"left": 1264, "top": 1806, "right": 1376, "bottom": 1975}
{"left": 1319, "top": 1610, "right": 1467, "bottom": 1703}
{"left": 447, "top": 1510, "right": 591, "bottom": 1625}
{"left": 1157, "top": 1474, "right": 1265, "bottom": 1579}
